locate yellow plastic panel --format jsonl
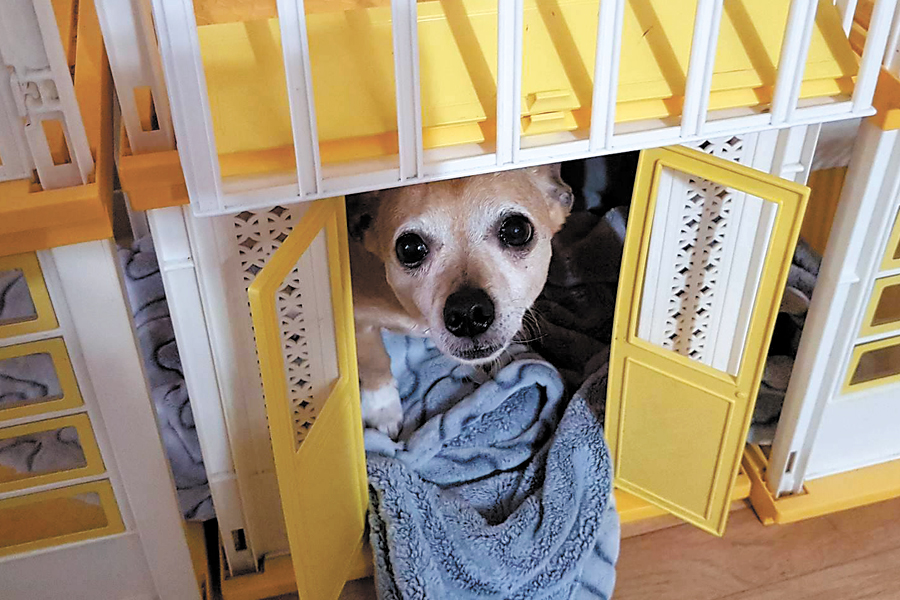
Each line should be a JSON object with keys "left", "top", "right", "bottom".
{"left": 0, "top": 480, "right": 124, "bottom": 558}
{"left": 248, "top": 198, "right": 366, "bottom": 600}
{"left": 844, "top": 335, "right": 900, "bottom": 392}
{"left": 417, "top": 0, "right": 497, "bottom": 155}
{"left": 0, "top": 338, "right": 83, "bottom": 422}
{"left": 801, "top": 167, "right": 846, "bottom": 257}
{"left": 0, "top": 253, "right": 58, "bottom": 339}
{"left": 744, "top": 443, "right": 900, "bottom": 526}
{"left": 882, "top": 209, "right": 900, "bottom": 271}
{"left": 0, "top": 1, "right": 115, "bottom": 257}
{"left": 606, "top": 146, "right": 808, "bottom": 536}
{"left": 118, "top": 126, "right": 189, "bottom": 211}
{"left": 618, "top": 360, "right": 734, "bottom": 519}
{"left": 52, "top": 0, "right": 78, "bottom": 67}
{"left": 0, "top": 414, "right": 105, "bottom": 494}
{"left": 520, "top": 0, "right": 600, "bottom": 141}
{"left": 196, "top": 17, "right": 297, "bottom": 181}
{"left": 859, "top": 274, "right": 900, "bottom": 338}
{"left": 197, "top": 0, "right": 856, "bottom": 163}
{"left": 706, "top": 0, "right": 856, "bottom": 122}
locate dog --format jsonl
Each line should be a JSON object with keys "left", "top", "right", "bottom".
{"left": 347, "top": 165, "right": 574, "bottom": 437}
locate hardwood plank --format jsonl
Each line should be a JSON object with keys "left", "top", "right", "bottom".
{"left": 614, "top": 498, "right": 900, "bottom": 600}
{"left": 719, "top": 546, "right": 900, "bottom": 600}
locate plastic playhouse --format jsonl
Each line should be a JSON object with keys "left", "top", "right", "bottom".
{"left": 2, "top": 0, "right": 900, "bottom": 598}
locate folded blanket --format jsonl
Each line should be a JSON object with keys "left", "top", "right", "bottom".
{"left": 366, "top": 333, "right": 619, "bottom": 600}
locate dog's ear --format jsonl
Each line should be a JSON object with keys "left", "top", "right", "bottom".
{"left": 346, "top": 191, "right": 380, "bottom": 243}
{"left": 526, "top": 163, "right": 574, "bottom": 228}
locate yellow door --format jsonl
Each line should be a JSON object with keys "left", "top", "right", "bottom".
{"left": 606, "top": 146, "right": 809, "bottom": 536}
{"left": 248, "top": 197, "right": 367, "bottom": 599}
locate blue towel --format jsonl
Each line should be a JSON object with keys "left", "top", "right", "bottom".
{"left": 365, "top": 332, "right": 619, "bottom": 599}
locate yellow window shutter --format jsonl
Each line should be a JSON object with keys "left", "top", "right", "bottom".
{"left": 249, "top": 197, "right": 367, "bottom": 599}
{"left": 606, "top": 146, "right": 809, "bottom": 536}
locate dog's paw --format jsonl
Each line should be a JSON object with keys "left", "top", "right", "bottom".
{"left": 361, "top": 381, "right": 403, "bottom": 439}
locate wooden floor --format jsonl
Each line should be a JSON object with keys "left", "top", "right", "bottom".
{"left": 317, "top": 498, "right": 900, "bottom": 599}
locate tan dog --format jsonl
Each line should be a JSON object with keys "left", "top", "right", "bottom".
{"left": 347, "top": 165, "right": 573, "bottom": 436}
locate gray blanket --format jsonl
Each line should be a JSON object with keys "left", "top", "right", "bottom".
{"left": 118, "top": 237, "right": 214, "bottom": 520}
{"left": 366, "top": 333, "right": 619, "bottom": 600}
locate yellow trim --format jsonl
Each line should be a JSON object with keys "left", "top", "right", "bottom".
{"left": 859, "top": 274, "right": 900, "bottom": 338}
{"left": 0, "top": 253, "right": 58, "bottom": 339}
{"left": 117, "top": 125, "right": 189, "bottom": 211}
{"left": 0, "top": 338, "right": 83, "bottom": 422}
{"left": 221, "top": 553, "right": 298, "bottom": 600}
{"left": 882, "top": 208, "right": 900, "bottom": 271}
{"left": 743, "top": 443, "right": 900, "bottom": 525}
{"left": 801, "top": 167, "right": 846, "bottom": 257}
{"left": 842, "top": 334, "right": 900, "bottom": 393}
{"left": 870, "top": 69, "right": 900, "bottom": 132}
{"left": 52, "top": 0, "right": 78, "bottom": 68}
{"left": 248, "top": 197, "right": 367, "bottom": 600}
{"left": 0, "top": 479, "right": 125, "bottom": 558}
{"left": 0, "top": 414, "right": 105, "bottom": 494}
{"left": 606, "top": 145, "right": 808, "bottom": 536}
{"left": 184, "top": 522, "right": 212, "bottom": 600}
{"left": 616, "top": 470, "right": 752, "bottom": 525}
{"left": 847, "top": 0, "right": 900, "bottom": 131}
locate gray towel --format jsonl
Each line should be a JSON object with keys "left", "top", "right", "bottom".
{"left": 365, "top": 332, "right": 619, "bottom": 600}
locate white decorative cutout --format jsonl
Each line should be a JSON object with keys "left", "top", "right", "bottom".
{"left": 639, "top": 135, "right": 754, "bottom": 366}
{"left": 661, "top": 178, "right": 734, "bottom": 359}
{"left": 688, "top": 135, "right": 746, "bottom": 163}
{"left": 232, "top": 206, "right": 318, "bottom": 446}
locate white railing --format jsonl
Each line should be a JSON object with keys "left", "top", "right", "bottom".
{"left": 130, "top": 0, "right": 900, "bottom": 215}
{"left": 0, "top": 0, "right": 94, "bottom": 188}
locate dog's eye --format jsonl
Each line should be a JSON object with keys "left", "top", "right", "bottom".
{"left": 498, "top": 215, "right": 534, "bottom": 247}
{"left": 395, "top": 233, "right": 429, "bottom": 268}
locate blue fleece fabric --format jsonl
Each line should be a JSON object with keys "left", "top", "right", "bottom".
{"left": 364, "top": 332, "right": 619, "bottom": 599}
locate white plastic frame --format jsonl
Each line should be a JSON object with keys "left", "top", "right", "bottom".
{"left": 768, "top": 123, "right": 900, "bottom": 496}
{"left": 0, "top": 0, "right": 93, "bottom": 189}
{"left": 143, "top": 0, "right": 899, "bottom": 216}
{"left": 94, "top": 0, "right": 175, "bottom": 155}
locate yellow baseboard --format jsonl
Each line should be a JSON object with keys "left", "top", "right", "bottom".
{"left": 743, "top": 444, "right": 900, "bottom": 525}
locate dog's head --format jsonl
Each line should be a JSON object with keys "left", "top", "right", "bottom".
{"left": 348, "top": 165, "right": 573, "bottom": 363}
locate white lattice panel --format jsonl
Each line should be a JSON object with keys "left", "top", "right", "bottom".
{"left": 232, "top": 207, "right": 338, "bottom": 447}
{"left": 659, "top": 176, "right": 735, "bottom": 360}
{"left": 689, "top": 135, "right": 747, "bottom": 162}
{"left": 638, "top": 133, "right": 776, "bottom": 374}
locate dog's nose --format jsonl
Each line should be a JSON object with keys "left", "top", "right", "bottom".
{"left": 443, "top": 287, "right": 495, "bottom": 338}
